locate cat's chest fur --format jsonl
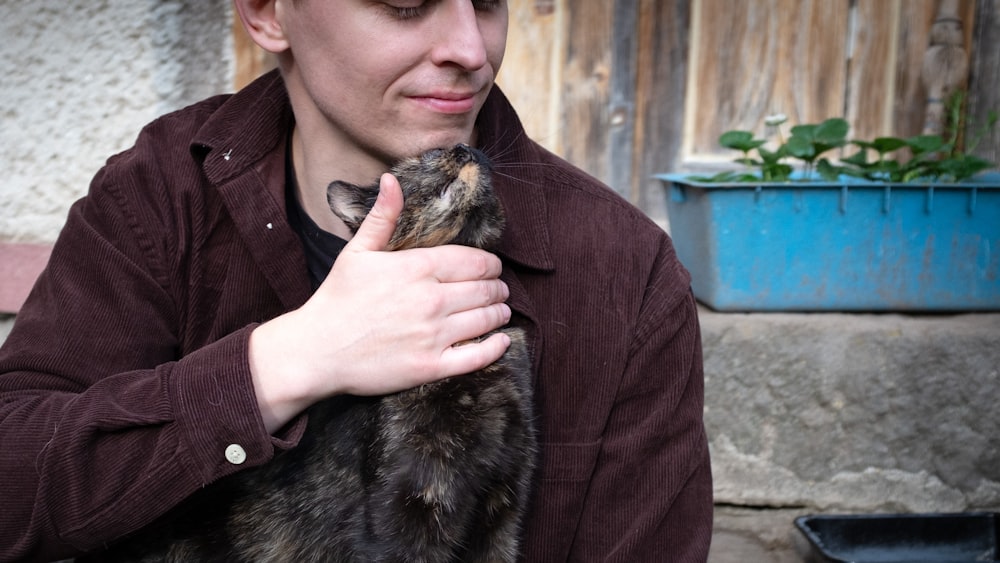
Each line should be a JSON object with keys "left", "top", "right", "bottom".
{"left": 108, "top": 144, "right": 538, "bottom": 563}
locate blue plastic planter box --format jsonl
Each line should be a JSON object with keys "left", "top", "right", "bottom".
{"left": 655, "top": 172, "right": 1000, "bottom": 312}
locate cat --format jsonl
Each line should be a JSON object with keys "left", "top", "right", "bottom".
{"left": 105, "top": 144, "right": 537, "bottom": 562}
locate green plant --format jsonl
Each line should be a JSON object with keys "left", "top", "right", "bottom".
{"left": 696, "top": 95, "right": 997, "bottom": 184}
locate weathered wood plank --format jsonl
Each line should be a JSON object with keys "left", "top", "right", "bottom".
{"left": 894, "top": 0, "right": 941, "bottom": 138}
{"left": 607, "top": 0, "right": 639, "bottom": 198}
{"left": 968, "top": 0, "right": 999, "bottom": 162}
{"left": 682, "top": 0, "right": 851, "bottom": 164}
{"left": 560, "top": 1, "right": 615, "bottom": 183}
{"left": 891, "top": 0, "right": 977, "bottom": 140}
{"left": 634, "top": 0, "right": 691, "bottom": 224}
{"left": 496, "top": 0, "right": 563, "bottom": 154}
{"left": 845, "top": 0, "right": 900, "bottom": 143}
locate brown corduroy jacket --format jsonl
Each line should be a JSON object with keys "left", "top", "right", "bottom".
{"left": 0, "top": 71, "right": 712, "bottom": 562}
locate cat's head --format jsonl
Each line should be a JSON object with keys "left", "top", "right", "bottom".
{"left": 327, "top": 144, "right": 504, "bottom": 251}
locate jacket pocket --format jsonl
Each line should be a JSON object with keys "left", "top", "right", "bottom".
{"left": 523, "top": 440, "right": 602, "bottom": 562}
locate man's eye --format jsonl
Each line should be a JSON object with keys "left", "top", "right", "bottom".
{"left": 473, "top": 0, "right": 502, "bottom": 10}
{"left": 393, "top": 6, "right": 425, "bottom": 19}
{"left": 388, "top": 0, "right": 501, "bottom": 20}
{"left": 385, "top": 1, "right": 427, "bottom": 20}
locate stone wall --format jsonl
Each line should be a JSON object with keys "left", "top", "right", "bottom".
{"left": 702, "top": 308, "right": 1000, "bottom": 560}
{"left": 0, "top": 0, "right": 233, "bottom": 243}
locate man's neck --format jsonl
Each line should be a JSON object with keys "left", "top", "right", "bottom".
{"left": 288, "top": 126, "right": 382, "bottom": 240}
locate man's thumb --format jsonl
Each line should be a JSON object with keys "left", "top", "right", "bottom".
{"left": 349, "top": 173, "right": 403, "bottom": 251}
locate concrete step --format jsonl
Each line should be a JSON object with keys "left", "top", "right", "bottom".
{"left": 699, "top": 307, "right": 1000, "bottom": 558}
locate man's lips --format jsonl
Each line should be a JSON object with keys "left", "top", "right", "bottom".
{"left": 409, "top": 92, "right": 478, "bottom": 114}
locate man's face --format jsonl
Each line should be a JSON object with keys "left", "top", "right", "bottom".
{"left": 277, "top": 0, "right": 508, "bottom": 173}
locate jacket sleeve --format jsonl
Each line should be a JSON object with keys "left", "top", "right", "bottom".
{"left": 569, "top": 253, "right": 713, "bottom": 561}
{"left": 0, "top": 164, "right": 298, "bottom": 562}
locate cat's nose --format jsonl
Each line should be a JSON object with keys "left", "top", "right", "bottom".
{"left": 453, "top": 143, "right": 474, "bottom": 163}
{"left": 454, "top": 143, "right": 490, "bottom": 168}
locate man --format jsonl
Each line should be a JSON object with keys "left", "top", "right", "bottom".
{"left": 0, "top": 1, "right": 713, "bottom": 560}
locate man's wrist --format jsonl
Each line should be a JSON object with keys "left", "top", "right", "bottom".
{"left": 247, "top": 314, "right": 323, "bottom": 434}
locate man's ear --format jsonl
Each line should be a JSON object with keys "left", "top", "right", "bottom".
{"left": 233, "top": 0, "right": 289, "bottom": 54}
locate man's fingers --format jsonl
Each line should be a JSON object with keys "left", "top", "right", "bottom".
{"left": 439, "top": 330, "right": 512, "bottom": 377}
{"left": 347, "top": 173, "right": 403, "bottom": 252}
{"left": 430, "top": 279, "right": 509, "bottom": 318}
{"left": 440, "top": 302, "right": 512, "bottom": 349}
{"left": 422, "top": 245, "right": 504, "bottom": 283}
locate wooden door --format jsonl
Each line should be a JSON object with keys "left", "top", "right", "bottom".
{"left": 501, "top": 0, "right": 998, "bottom": 221}
{"left": 681, "top": 0, "right": 976, "bottom": 168}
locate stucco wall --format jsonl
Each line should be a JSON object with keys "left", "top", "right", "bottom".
{"left": 0, "top": 0, "right": 234, "bottom": 244}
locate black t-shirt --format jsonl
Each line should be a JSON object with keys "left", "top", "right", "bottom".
{"left": 285, "top": 158, "right": 348, "bottom": 290}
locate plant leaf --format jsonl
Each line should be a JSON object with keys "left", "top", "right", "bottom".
{"left": 816, "top": 159, "right": 842, "bottom": 181}
{"left": 758, "top": 146, "right": 785, "bottom": 164}
{"left": 842, "top": 150, "right": 869, "bottom": 166}
{"left": 814, "top": 118, "right": 849, "bottom": 144}
{"left": 906, "top": 135, "right": 946, "bottom": 154}
{"left": 938, "top": 154, "right": 995, "bottom": 182}
{"left": 689, "top": 171, "right": 764, "bottom": 183}
{"left": 719, "top": 130, "right": 765, "bottom": 152}
{"left": 812, "top": 141, "right": 846, "bottom": 158}
{"left": 761, "top": 163, "right": 793, "bottom": 182}
{"left": 871, "top": 137, "right": 908, "bottom": 154}
{"left": 789, "top": 124, "right": 817, "bottom": 141}
{"left": 785, "top": 135, "right": 815, "bottom": 159}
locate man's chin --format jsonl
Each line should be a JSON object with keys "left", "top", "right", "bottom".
{"left": 397, "top": 129, "right": 478, "bottom": 157}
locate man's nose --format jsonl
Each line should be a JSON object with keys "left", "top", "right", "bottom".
{"left": 429, "top": 0, "right": 489, "bottom": 70}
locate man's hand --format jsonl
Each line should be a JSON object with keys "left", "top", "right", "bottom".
{"left": 248, "top": 173, "right": 512, "bottom": 433}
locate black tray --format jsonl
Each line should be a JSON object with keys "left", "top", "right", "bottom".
{"left": 795, "top": 512, "right": 1000, "bottom": 562}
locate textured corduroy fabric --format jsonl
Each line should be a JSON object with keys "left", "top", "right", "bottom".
{"left": 0, "top": 70, "right": 712, "bottom": 562}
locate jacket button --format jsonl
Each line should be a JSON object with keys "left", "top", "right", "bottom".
{"left": 225, "top": 444, "right": 247, "bottom": 465}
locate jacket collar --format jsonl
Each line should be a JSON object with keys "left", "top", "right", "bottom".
{"left": 191, "top": 71, "right": 555, "bottom": 275}
{"left": 192, "top": 71, "right": 293, "bottom": 207}
{"left": 476, "top": 88, "right": 555, "bottom": 273}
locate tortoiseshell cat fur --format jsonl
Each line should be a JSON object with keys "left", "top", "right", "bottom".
{"left": 105, "top": 144, "right": 537, "bottom": 563}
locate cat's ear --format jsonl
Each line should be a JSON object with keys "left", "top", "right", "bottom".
{"left": 326, "top": 180, "right": 370, "bottom": 231}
